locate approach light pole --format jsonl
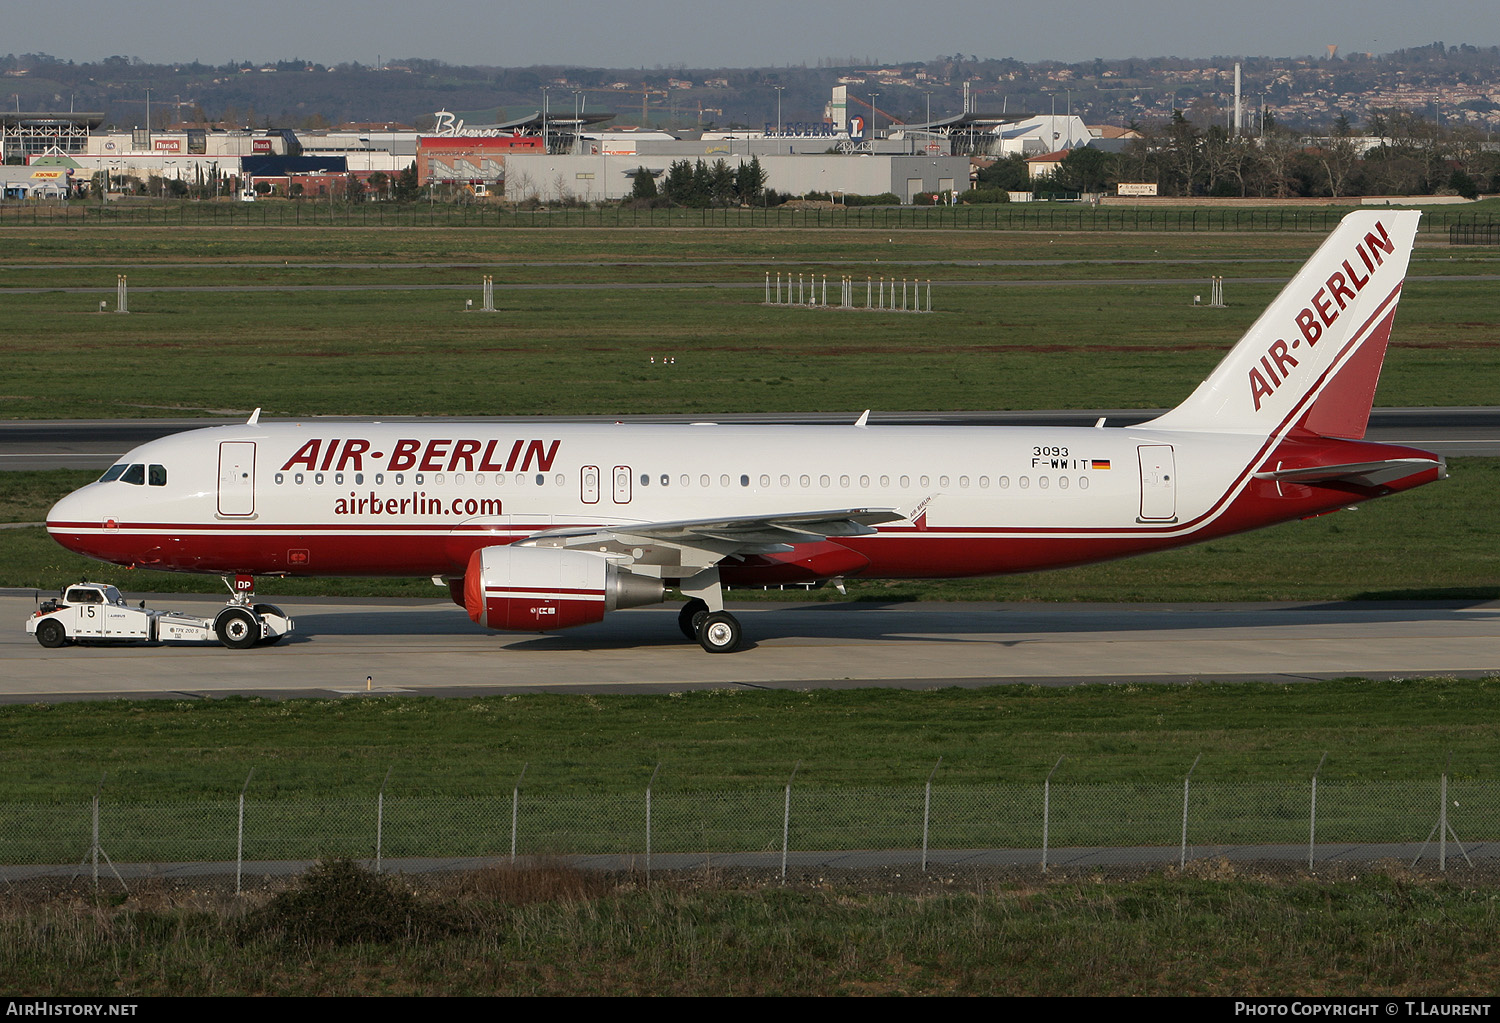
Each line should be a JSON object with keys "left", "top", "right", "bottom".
{"left": 773, "top": 85, "right": 784, "bottom": 139}
{"left": 870, "top": 91, "right": 880, "bottom": 136}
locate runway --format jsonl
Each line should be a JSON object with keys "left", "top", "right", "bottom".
{"left": 5, "top": 592, "right": 1497, "bottom": 702}
{"left": 4, "top": 406, "right": 1499, "bottom": 469}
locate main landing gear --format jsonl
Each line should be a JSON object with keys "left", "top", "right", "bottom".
{"left": 676, "top": 594, "right": 743, "bottom": 654}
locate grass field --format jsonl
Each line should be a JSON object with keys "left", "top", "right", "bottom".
{"left": 2, "top": 226, "right": 1498, "bottom": 419}
{"left": 1, "top": 678, "right": 1495, "bottom": 803}
{"left": 4, "top": 865, "right": 1498, "bottom": 996}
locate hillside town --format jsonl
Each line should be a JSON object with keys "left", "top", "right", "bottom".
{"left": 3, "top": 43, "right": 1498, "bottom": 203}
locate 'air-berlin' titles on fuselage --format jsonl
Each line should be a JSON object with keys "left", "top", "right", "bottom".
{"left": 279, "top": 437, "right": 562, "bottom": 474}
{"left": 1247, "top": 219, "right": 1397, "bottom": 412}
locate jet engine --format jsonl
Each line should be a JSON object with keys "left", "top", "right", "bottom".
{"left": 461, "top": 544, "right": 665, "bottom": 632}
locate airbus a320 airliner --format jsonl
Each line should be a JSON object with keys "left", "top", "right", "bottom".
{"left": 45, "top": 210, "right": 1442, "bottom": 653}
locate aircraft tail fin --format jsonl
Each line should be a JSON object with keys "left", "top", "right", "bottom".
{"left": 1142, "top": 210, "right": 1420, "bottom": 440}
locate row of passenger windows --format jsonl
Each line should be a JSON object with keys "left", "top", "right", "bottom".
{"left": 100, "top": 463, "right": 167, "bottom": 487}
{"left": 640, "top": 473, "right": 1091, "bottom": 491}
{"left": 271, "top": 470, "right": 1092, "bottom": 491}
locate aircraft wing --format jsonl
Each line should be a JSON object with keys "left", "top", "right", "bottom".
{"left": 1253, "top": 457, "right": 1446, "bottom": 489}
{"left": 515, "top": 508, "right": 905, "bottom": 564}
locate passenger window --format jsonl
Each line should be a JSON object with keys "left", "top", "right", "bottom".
{"left": 839, "top": 475, "right": 849, "bottom": 488}
{"left": 375, "top": 473, "right": 384, "bottom": 485}
{"left": 1079, "top": 476, "right": 1090, "bottom": 490}
{"left": 999, "top": 476, "right": 1010, "bottom": 489}
{"left": 148, "top": 464, "right": 167, "bottom": 486}
{"left": 702, "top": 475, "right": 712, "bottom": 488}
{"left": 295, "top": 473, "right": 305, "bottom": 485}
{"left": 899, "top": 475, "right": 909, "bottom": 488}
{"left": 759, "top": 474, "right": 770, "bottom": 487}
{"left": 275, "top": 473, "right": 284, "bottom": 485}
{"left": 315, "top": 473, "right": 324, "bottom": 485}
{"left": 859, "top": 475, "right": 870, "bottom": 488}
{"left": 336, "top": 473, "right": 345, "bottom": 485}
{"left": 434, "top": 473, "right": 445, "bottom": 485}
{"left": 779, "top": 475, "right": 790, "bottom": 488}
{"left": 415, "top": 473, "right": 425, "bottom": 485}
{"left": 395, "top": 473, "right": 405, "bottom": 485}
{"left": 1059, "top": 476, "right": 1069, "bottom": 490}
{"left": 640, "top": 474, "right": 650, "bottom": 486}
{"left": 536, "top": 474, "right": 545, "bottom": 486}
{"left": 660, "top": 475, "right": 669, "bottom": 487}
{"left": 121, "top": 464, "right": 145, "bottom": 485}
{"left": 800, "top": 475, "right": 810, "bottom": 488}
{"left": 819, "top": 475, "right": 830, "bottom": 488}
{"left": 740, "top": 475, "right": 749, "bottom": 487}
{"left": 1020, "top": 477, "right": 1030, "bottom": 489}
{"left": 1039, "top": 476, "right": 1049, "bottom": 489}
{"left": 356, "top": 473, "right": 364, "bottom": 485}
{"left": 979, "top": 476, "right": 990, "bottom": 488}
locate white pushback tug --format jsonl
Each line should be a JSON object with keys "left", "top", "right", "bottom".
{"left": 26, "top": 581, "right": 293, "bottom": 650}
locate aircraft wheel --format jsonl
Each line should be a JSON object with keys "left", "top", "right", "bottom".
{"left": 696, "top": 611, "right": 742, "bottom": 654}
{"left": 677, "top": 599, "right": 710, "bottom": 641}
{"left": 215, "top": 607, "right": 260, "bottom": 650}
{"left": 35, "top": 620, "right": 67, "bottom": 649}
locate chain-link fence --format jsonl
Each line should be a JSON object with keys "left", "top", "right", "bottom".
{"left": 0, "top": 201, "right": 1492, "bottom": 234}
{"left": 3, "top": 766, "right": 1495, "bottom": 893}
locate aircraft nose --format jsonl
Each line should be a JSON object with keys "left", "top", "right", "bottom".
{"left": 47, "top": 484, "right": 100, "bottom": 530}
{"left": 45, "top": 483, "right": 115, "bottom": 556}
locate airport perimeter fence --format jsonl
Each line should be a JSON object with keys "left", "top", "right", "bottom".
{"left": 0, "top": 200, "right": 1492, "bottom": 235}
{"left": 2, "top": 767, "right": 1496, "bottom": 894}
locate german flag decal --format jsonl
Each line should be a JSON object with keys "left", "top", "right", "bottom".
{"left": 1091, "top": 459, "right": 1112, "bottom": 470}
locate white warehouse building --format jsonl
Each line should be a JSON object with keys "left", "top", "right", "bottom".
{"left": 502, "top": 151, "right": 971, "bottom": 204}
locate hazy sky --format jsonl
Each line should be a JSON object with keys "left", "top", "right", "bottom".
{"left": 16, "top": 0, "right": 1497, "bottom": 68}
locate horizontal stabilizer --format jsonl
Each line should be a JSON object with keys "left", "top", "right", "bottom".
{"left": 1253, "top": 457, "right": 1445, "bottom": 488}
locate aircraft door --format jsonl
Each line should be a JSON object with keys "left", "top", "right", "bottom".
{"left": 218, "top": 441, "right": 257, "bottom": 517}
{"left": 1137, "top": 444, "right": 1176, "bottom": 522}
{"left": 581, "top": 465, "right": 600, "bottom": 504}
{"left": 612, "top": 465, "right": 632, "bottom": 504}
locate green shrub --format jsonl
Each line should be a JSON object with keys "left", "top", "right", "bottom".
{"left": 240, "top": 857, "right": 458, "bottom": 947}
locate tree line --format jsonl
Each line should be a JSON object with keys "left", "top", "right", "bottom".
{"left": 973, "top": 109, "right": 1500, "bottom": 200}
{"left": 630, "top": 157, "right": 771, "bottom": 207}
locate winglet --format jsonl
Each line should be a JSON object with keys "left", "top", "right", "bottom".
{"left": 247, "top": 407, "right": 261, "bottom": 426}
{"left": 855, "top": 410, "right": 870, "bottom": 428}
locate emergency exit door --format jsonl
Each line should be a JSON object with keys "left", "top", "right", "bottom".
{"left": 218, "top": 441, "right": 256, "bottom": 517}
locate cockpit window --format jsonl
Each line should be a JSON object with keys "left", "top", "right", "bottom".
{"left": 120, "top": 464, "right": 145, "bottom": 486}
{"left": 99, "top": 464, "right": 127, "bottom": 483}
{"left": 148, "top": 464, "right": 167, "bottom": 487}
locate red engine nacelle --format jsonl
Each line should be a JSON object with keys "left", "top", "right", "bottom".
{"left": 461, "top": 545, "right": 665, "bottom": 632}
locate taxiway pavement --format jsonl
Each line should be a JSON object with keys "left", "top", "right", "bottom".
{"left": 5, "top": 593, "right": 1497, "bottom": 702}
